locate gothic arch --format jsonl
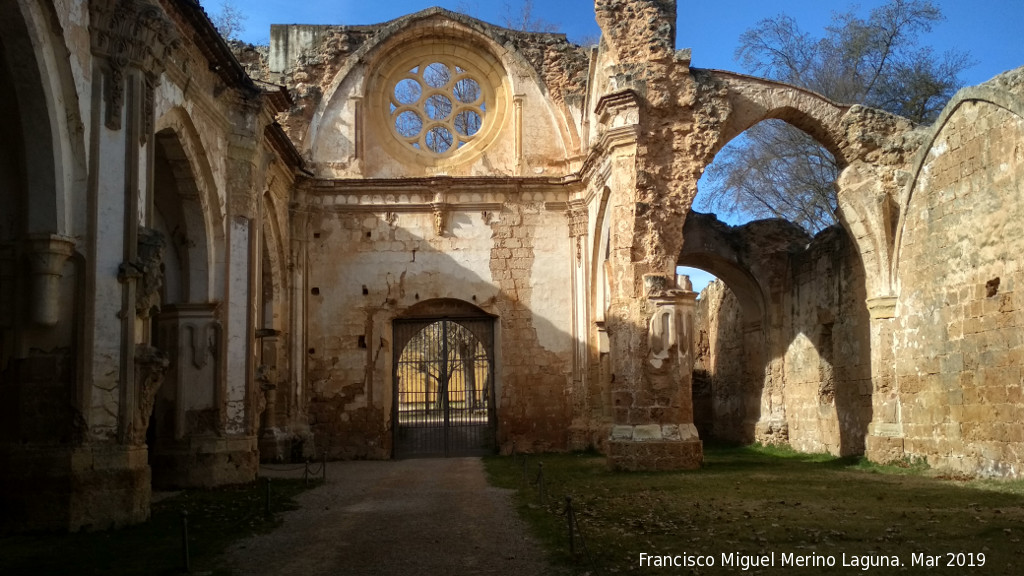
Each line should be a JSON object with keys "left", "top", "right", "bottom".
{"left": 590, "top": 186, "right": 613, "bottom": 324}
{"left": 153, "top": 108, "right": 225, "bottom": 302}
{"left": 677, "top": 215, "right": 769, "bottom": 330}
{"left": 260, "top": 190, "right": 288, "bottom": 329}
{"left": 0, "top": 0, "right": 86, "bottom": 237}
{"left": 892, "top": 84, "right": 1024, "bottom": 278}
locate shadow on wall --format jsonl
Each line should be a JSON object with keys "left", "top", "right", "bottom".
{"left": 682, "top": 212, "right": 873, "bottom": 457}
{"left": 300, "top": 200, "right": 579, "bottom": 459}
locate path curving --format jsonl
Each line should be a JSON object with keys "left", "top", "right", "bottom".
{"left": 223, "top": 458, "right": 556, "bottom": 576}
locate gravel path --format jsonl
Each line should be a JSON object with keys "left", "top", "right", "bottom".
{"left": 223, "top": 458, "right": 556, "bottom": 576}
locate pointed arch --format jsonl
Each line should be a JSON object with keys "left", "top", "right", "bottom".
{"left": 260, "top": 190, "right": 288, "bottom": 329}
{"left": 153, "top": 107, "right": 225, "bottom": 302}
{"left": 892, "top": 83, "right": 1024, "bottom": 279}
{"left": 0, "top": 0, "right": 87, "bottom": 237}
{"left": 703, "top": 70, "right": 852, "bottom": 168}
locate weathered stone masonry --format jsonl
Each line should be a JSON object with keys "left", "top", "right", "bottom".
{"left": 1, "top": 0, "right": 1023, "bottom": 531}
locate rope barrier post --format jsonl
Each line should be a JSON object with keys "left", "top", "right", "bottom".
{"left": 565, "top": 496, "right": 575, "bottom": 557}
{"left": 322, "top": 453, "right": 327, "bottom": 483}
{"left": 180, "top": 510, "right": 190, "bottom": 573}
{"left": 537, "top": 462, "right": 545, "bottom": 505}
{"left": 264, "top": 477, "right": 272, "bottom": 517}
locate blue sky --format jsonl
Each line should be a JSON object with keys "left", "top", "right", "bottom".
{"left": 219, "top": 1, "right": 1024, "bottom": 293}
{"left": 226, "top": 0, "right": 1024, "bottom": 87}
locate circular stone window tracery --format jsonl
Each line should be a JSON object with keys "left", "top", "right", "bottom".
{"left": 389, "top": 61, "right": 488, "bottom": 156}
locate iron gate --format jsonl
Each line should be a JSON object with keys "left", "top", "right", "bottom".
{"left": 392, "top": 317, "right": 496, "bottom": 458}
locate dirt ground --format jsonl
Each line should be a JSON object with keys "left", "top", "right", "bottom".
{"left": 223, "top": 458, "right": 555, "bottom": 576}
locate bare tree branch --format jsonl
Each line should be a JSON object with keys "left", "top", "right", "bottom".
{"left": 210, "top": 0, "right": 247, "bottom": 41}
{"left": 702, "top": 0, "right": 973, "bottom": 234}
{"left": 501, "top": 0, "right": 560, "bottom": 33}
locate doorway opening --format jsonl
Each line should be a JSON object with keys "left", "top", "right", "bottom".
{"left": 392, "top": 317, "right": 496, "bottom": 458}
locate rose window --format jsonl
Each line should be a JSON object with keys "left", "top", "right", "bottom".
{"left": 390, "top": 61, "right": 486, "bottom": 156}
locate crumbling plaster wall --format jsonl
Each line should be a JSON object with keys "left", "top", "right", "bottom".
{"left": 298, "top": 182, "right": 575, "bottom": 457}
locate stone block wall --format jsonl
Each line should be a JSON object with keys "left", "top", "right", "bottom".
{"left": 692, "top": 226, "right": 871, "bottom": 456}
{"left": 693, "top": 280, "right": 753, "bottom": 441}
{"left": 889, "top": 96, "right": 1024, "bottom": 477}
{"left": 784, "top": 228, "right": 872, "bottom": 457}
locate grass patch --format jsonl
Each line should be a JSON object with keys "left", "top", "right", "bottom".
{"left": 0, "top": 478, "right": 312, "bottom": 576}
{"left": 486, "top": 445, "right": 1024, "bottom": 575}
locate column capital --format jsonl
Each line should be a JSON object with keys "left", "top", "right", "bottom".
{"left": 89, "top": 0, "right": 180, "bottom": 130}
{"left": 24, "top": 234, "right": 77, "bottom": 326}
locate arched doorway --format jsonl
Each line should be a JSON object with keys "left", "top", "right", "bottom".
{"left": 392, "top": 315, "right": 496, "bottom": 458}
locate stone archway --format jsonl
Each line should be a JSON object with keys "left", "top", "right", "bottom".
{"left": 392, "top": 300, "right": 497, "bottom": 459}
{"left": 148, "top": 129, "right": 223, "bottom": 488}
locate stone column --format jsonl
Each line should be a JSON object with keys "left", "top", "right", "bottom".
{"left": 864, "top": 297, "right": 906, "bottom": 462}
{"left": 607, "top": 274, "right": 703, "bottom": 470}
{"left": 567, "top": 202, "right": 592, "bottom": 450}
{"left": 24, "top": 234, "right": 76, "bottom": 326}
{"left": 50, "top": 0, "right": 179, "bottom": 530}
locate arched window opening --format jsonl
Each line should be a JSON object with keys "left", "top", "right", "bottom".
{"left": 696, "top": 119, "right": 839, "bottom": 235}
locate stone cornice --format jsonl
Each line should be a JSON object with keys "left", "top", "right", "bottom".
{"left": 594, "top": 89, "right": 642, "bottom": 121}
{"left": 294, "top": 176, "right": 580, "bottom": 212}
{"left": 579, "top": 124, "right": 640, "bottom": 183}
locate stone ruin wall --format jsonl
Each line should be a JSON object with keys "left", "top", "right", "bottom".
{"left": 231, "top": 4, "right": 1024, "bottom": 479}
{"left": 784, "top": 228, "right": 872, "bottom": 457}
{"left": 693, "top": 279, "right": 749, "bottom": 441}
{"left": 298, "top": 184, "right": 575, "bottom": 458}
{"left": 887, "top": 74, "right": 1024, "bottom": 477}
{"left": 693, "top": 69, "right": 1024, "bottom": 477}
{"left": 693, "top": 225, "right": 871, "bottom": 457}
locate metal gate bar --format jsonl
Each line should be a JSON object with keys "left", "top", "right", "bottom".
{"left": 393, "top": 318, "right": 495, "bottom": 458}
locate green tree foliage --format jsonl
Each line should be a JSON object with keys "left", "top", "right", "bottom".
{"left": 699, "top": 0, "right": 973, "bottom": 233}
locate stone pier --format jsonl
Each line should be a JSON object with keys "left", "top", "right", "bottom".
{"left": 607, "top": 274, "right": 703, "bottom": 471}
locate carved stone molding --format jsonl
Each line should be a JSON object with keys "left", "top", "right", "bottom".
{"left": 431, "top": 202, "right": 449, "bottom": 237}
{"left": 128, "top": 344, "right": 170, "bottom": 446}
{"left": 566, "top": 204, "right": 588, "bottom": 238}
{"left": 90, "top": 0, "right": 180, "bottom": 130}
{"left": 594, "top": 89, "right": 642, "bottom": 129}
{"left": 118, "top": 227, "right": 165, "bottom": 320}
{"left": 643, "top": 273, "right": 697, "bottom": 376}
{"left": 566, "top": 203, "right": 588, "bottom": 265}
